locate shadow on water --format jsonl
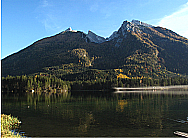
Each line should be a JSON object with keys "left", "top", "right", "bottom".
{"left": 2, "top": 90, "right": 188, "bottom": 137}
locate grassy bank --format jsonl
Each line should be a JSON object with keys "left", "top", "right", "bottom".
{"left": 1, "top": 114, "right": 22, "bottom": 137}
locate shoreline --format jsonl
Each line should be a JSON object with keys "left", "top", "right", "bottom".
{"left": 113, "top": 85, "right": 188, "bottom": 93}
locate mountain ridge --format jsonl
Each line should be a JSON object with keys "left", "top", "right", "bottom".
{"left": 2, "top": 19, "right": 188, "bottom": 78}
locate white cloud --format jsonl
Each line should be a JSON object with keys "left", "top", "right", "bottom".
{"left": 158, "top": 2, "right": 188, "bottom": 38}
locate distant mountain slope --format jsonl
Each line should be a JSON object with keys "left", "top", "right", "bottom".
{"left": 2, "top": 20, "right": 188, "bottom": 77}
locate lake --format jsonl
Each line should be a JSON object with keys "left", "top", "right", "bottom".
{"left": 2, "top": 90, "right": 188, "bottom": 137}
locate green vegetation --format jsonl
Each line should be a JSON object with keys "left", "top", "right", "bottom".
{"left": 2, "top": 64, "right": 188, "bottom": 92}
{"left": 2, "top": 75, "right": 70, "bottom": 93}
{"left": 1, "top": 114, "right": 22, "bottom": 138}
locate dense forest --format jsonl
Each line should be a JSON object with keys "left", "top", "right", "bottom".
{"left": 2, "top": 73, "right": 188, "bottom": 93}
{"left": 1, "top": 75, "right": 70, "bottom": 93}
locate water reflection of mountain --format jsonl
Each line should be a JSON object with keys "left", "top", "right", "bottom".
{"left": 2, "top": 91, "right": 188, "bottom": 137}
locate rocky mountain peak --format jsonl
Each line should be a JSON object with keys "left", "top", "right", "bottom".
{"left": 107, "top": 20, "right": 155, "bottom": 46}
{"left": 119, "top": 20, "right": 137, "bottom": 35}
{"left": 86, "top": 30, "right": 106, "bottom": 43}
{"left": 118, "top": 20, "right": 154, "bottom": 36}
{"left": 65, "top": 27, "right": 77, "bottom": 32}
{"left": 62, "top": 20, "right": 154, "bottom": 44}
{"left": 131, "top": 20, "right": 153, "bottom": 28}
{"left": 66, "top": 27, "right": 72, "bottom": 31}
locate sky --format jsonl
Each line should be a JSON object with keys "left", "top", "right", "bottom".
{"left": 1, "top": 0, "right": 188, "bottom": 59}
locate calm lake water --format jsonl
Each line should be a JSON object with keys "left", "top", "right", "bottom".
{"left": 2, "top": 90, "right": 188, "bottom": 137}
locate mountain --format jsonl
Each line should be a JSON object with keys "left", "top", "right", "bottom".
{"left": 2, "top": 20, "right": 188, "bottom": 79}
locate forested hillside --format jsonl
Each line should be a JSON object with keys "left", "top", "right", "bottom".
{"left": 2, "top": 20, "right": 188, "bottom": 90}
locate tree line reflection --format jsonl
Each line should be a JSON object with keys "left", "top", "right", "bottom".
{"left": 2, "top": 91, "right": 188, "bottom": 137}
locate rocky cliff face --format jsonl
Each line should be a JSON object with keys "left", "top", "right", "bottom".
{"left": 132, "top": 19, "right": 153, "bottom": 28}
{"left": 86, "top": 30, "right": 106, "bottom": 43}
{"left": 66, "top": 20, "right": 155, "bottom": 44}
{"left": 63, "top": 28, "right": 107, "bottom": 43}
{"left": 108, "top": 20, "right": 155, "bottom": 46}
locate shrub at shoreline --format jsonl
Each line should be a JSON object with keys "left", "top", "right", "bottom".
{"left": 1, "top": 114, "right": 22, "bottom": 137}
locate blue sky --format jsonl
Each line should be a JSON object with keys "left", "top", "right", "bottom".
{"left": 1, "top": 0, "right": 188, "bottom": 59}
